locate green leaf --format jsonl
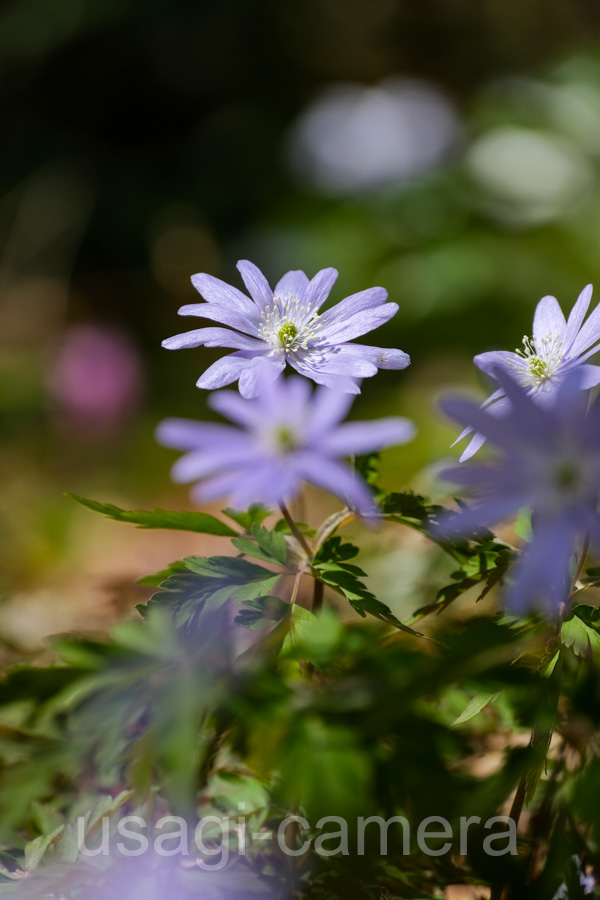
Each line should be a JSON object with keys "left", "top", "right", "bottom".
{"left": 137, "top": 561, "right": 187, "bottom": 587}
{"left": 66, "top": 494, "right": 237, "bottom": 536}
{"left": 222, "top": 504, "right": 272, "bottom": 530}
{"left": 281, "top": 606, "right": 343, "bottom": 663}
{"left": 24, "top": 826, "right": 64, "bottom": 871}
{"left": 314, "top": 536, "right": 359, "bottom": 565}
{"left": 183, "top": 556, "right": 281, "bottom": 604}
{"left": 312, "top": 551, "right": 422, "bottom": 638}
{"left": 354, "top": 452, "right": 380, "bottom": 486}
{"left": 562, "top": 605, "right": 600, "bottom": 658}
{"left": 272, "top": 518, "right": 316, "bottom": 537}
{"left": 409, "top": 545, "right": 512, "bottom": 622}
{"left": 207, "top": 772, "right": 271, "bottom": 833}
{"left": 235, "top": 596, "right": 290, "bottom": 630}
{"left": 143, "top": 556, "right": 283, "bottom": 625}
{"left": 251, "top": 524, "right": 288, "bottom": 564}
{"left": 539, "top": 648, "right": 561, "bottom": 678}
{"left": 231, "top": 524, "right": 289, "bottom": 566}
{"left": 281, "top": 605, "right": 318, "bottom": 657}
{"left": 451, "top": 691, "right": 501, "bottom": 726}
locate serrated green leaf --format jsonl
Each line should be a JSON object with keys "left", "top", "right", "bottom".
{"left": 24, "top": 826, "right": 64, "bottom": 871}
{"left": 182, "top": 556, "right": 282, "bottom": 605}
{"left": 451, "top": 691, "right": 501, "bottom": 726}
{"left": 222, "top": 504, "right": 272, "bottom": 530}
{"left": 313, "top": 558, "right": 422, "bottom": 638}
{"left": 251, "top": 524, "right": 288, "bottom": 565}
{"left": 235, "top": 596, "right": 290, "bottom": 630}
{"left": 184, "top": 555, "right": 276, "bottom": 582}
{"left": 67, "top": 494, "right": 237, "bottom": 536}
{"left": 137, "top": 561, "right": 187, "bottom": 587}
{"left": 314, "top": 536, "right": 359, "bottom": 565}
{"left": 562, "top": 605, "right": 600, "bottom": 658}
{"left": 231, "top": 525, "right": 288, "bottom": 566}
{"left": 52, "top": 824, "right": 80, "bottom": 864}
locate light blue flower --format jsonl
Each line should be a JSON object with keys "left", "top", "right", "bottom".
{"left": 439, "top": 369, "right": 600, "bottom": 613}
{"left": 162, "top": 261, "right": 409, "bottom": 398}
{"left": 456, "top": 285, "right": 600, "bottom": 460}
{"left": 156, "top": 374, "right": 415, "bottom": 514}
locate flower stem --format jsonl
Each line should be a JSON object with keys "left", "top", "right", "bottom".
{"left": 279, "top": 502, "right": 312, "bottom": 556}
{"left": 490, "top": 777, "right": 527, "bottom": 900}
{"left": 312, "top": 578, "right": 324, "bottom": 614}
{"left": 568, "top": 535, "right": 590, "bottom": 601}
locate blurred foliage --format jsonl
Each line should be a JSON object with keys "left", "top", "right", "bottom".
{"left": 0, "top": 460, "right": 596, "bottom": 896}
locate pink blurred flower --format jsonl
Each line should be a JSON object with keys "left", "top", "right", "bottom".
{"left": 47, "top": 324, "right": 144, "bottom": 434}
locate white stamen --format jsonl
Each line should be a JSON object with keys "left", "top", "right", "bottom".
{"left": 509, "top": 330, "right": 564, "bottom": 389}
{"left": 257, "top": 293, "right": 324, "bottom": 353}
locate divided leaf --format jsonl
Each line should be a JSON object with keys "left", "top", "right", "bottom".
{"left": 143, "top": 556, "right": 283, "bottom": 627}
{"left": 562, "top": 605, "right": 600, "bottom": 658}
{"left": 235, "top": 596, "right": 290, "bottom": 630}
{"left": 313, "top": 538, "right": 422, "bottom": 638}
{"left": 231, "top": 524, "right": 289, "bottom": 565}
{"left": 222, "top": 504, "right": 272, "bottom": 530}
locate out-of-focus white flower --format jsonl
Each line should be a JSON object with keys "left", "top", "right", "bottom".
{"left": 286, "top": 79, "right": 459, "bottom": 194}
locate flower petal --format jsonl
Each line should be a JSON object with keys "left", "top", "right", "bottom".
{"left": 575, "top": 363, "right": 600, "bottom": 389}
{"left": 304, "top": 267, "right": 339, "bottom": 311}
{"left": 507, "top": 519, "right": 575, "bottom": 614}
{"left": 441, "top": 395, "right": 531, "bottom": 453}
{"left": 236, "top": 260, "right": 273, "bottom": 312}
{"left": 209, "top": 390, "right": 260, "bottom": 427}
{"left": 227, "top": 462, "right": 301, "bottom": 508}
{"left": 287, "top": 355, "right": 360, "bottom": 393}
{"left": 348, "top": 344, "right": 410, "bottom": 370}
{"left": 238, "top": 354, "right": 286, "bottom": 399}
{"left": 191, "top": 272, "right": 257, "bottom": 318}
{"left": 458, "top": 432, "right": 487, "bottom": 462}
{"left": 318, "top": 287, "right": 388, "bottom": 329}
{"left": 304, "top": 347, "right": 378, "bottom": 378}
{"left": 473, "top": 351, "right": 522, "bottom": 377}
{"left": 177, "top": 301, "right": 260, "bottom": 336}
{"left": 155, "top": 418, "right": 244, "bottom": 450}
{"left": 162, "top": 327, "right": 265, "bottom": 351}
{"left": 305, "top": 387, "right": 357, "bottom": 440}
{"left": 435, "top": 494, "right": 523, "bottom": 538}
{"left": 569, "top": 298, "right": 600, "bottom": 358}
{"left": 562, "top": 284, "right": 593, "bottom": 352}
{"left": 532, "top": 294, "right": 566, "bottom": 341}
{"left": 319, "top": 304, "right": 399, "bottom": 343}
{"left": 171, "top": 445, "right": 258, "bottom": 483}
{"left": 293, "top": 450, "right": 375, "bottom": 514}
{"left": 321, "top": 418, "right": 416, "bottom": 456}
{"left": 195, "top": 353, "right": 257, "bottom": 390}
{"left": 274, "top": 270, "right": 309, "bottom": 298}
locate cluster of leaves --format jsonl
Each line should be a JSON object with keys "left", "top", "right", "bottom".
{"left": 0, "top": 485, "right": 598, "bottom": 897}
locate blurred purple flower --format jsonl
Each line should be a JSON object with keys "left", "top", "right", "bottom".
{"left": 156, "top": 374, "right": 415, "bottom": 514}
{"left": 48, "top": 325, "right": 144, "bottom": 434}
{"left": 439, "top": 369, "right": 600, "bottom": 613}
{"left": 162, "top": 261, "right": 409, "bottom": 397}
{"left": 455, "top": 285, "right": 600, "bottom": 460}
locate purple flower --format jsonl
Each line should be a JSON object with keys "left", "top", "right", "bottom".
{"left": 439, "top": 369, "right": 600, "bottom": 613}
{"left": 162, "top": 261, "right": 409, "bottom": 398}
{"left": 156, "top": 374, "right": 415, "bottom": 514}
{"left": 455, "top": 285, "right": 600, "bottom": 460}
